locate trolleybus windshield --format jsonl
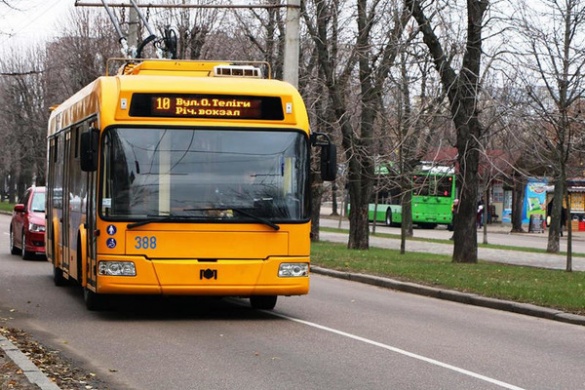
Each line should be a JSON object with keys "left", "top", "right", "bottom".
{"left": 100, "top": 128, "right": 310, "bottom": 224}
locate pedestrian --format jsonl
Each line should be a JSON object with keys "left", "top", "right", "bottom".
{"left": 477, "top": 200, "right": 484, "bottom": 228}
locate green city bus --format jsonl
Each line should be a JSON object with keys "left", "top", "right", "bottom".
{"left": 369, "top": 165, "right": 456, "bottom": 229}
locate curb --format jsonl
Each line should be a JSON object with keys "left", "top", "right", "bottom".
{"left": 0, "top": 334, "right": 61, "bottom": 390}
{"left": 1, "top": 208, "right": 60, "bottom": 389}
{"left": 311, "top": 266, "right": 585, "bottom": 327}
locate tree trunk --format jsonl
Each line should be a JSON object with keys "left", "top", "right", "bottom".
{"left": 310, "top": 173, "right": 324, "bottom": 242}
{"left": 8, "top": 169, "right": 17, "bottom": 203}
{"left": 346, "top": 157, "right": 372, "bottom": 249}
{"left": 564, "top": 191, "right": 572, "bottom": 271}
{"left": 331, "top": 182, "right": 339, "bottom": 216}
{"left": 546, "top": 176, "right": 565, "bottom": 253}
{"left": 511, "top": 175, "right": 527, "bottom": 232}
{"left": 452, "top": 141, "right": 479, "bottom": 263}
{"left": 406, "top": 0, "right": 488, "bottom": 263}
{"left": 401, "top": 178, "right": 414, "bottom": 237}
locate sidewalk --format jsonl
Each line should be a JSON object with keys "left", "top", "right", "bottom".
{"left": 0, "top": 332, "right": 60, "bottom": 390}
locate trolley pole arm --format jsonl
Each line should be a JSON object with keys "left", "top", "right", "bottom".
{"left": 99, "top": 0, "right": 131, "bottom": 57}
{"left": 128, "top": 0, "right": 163, "bottom": 58}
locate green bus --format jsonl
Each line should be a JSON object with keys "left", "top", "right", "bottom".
{"left": 369, "top": 165, "right": 456, "bottom": 229}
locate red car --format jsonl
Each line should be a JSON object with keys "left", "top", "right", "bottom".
{"left": 10, "top": 186, "right": 46, "bottom": 259}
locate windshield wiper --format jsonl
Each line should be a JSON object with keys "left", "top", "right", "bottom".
{"left": 127, "top": 215, "right": 198, "bottom": 229}
{"left": 183, "top": 207, "right": 280, "bottom": 231}
{"left": 230, "top": 207, "right": 280, "bottom": 231}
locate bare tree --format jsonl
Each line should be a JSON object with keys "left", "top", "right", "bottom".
{"left": 404, "top": 0, "right": 489, "bottom": 263}
{"left": 0, "top": 7, "right": 124, "bottom": 201}
{"left": 147, "top": 1, "right": 222, "bottom": 60}
{"left": 44, "top": 8, "right": 120, "bottom": 106}
{"left": 0, "top": 45, "right": 48, "bottom": 200}
{"left": 230, "top": 1, "right": 286, "bottom": 78}
{"left": 385, "top": 43, "right": 454, "bottom": 244}
{"left": 512, "top": 0, "right": 585, "bottom": 268}
{"left": 302, "top": 0, "right": 410, "bottom": 249}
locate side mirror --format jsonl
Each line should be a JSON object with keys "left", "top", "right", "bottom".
{"left": 311, "top": 132, "right": 337, "bottom": 182}
{"left": 80, "top": 128, "right": 100, "bottom": 172}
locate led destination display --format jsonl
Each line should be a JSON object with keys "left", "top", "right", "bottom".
{"left": 129, "top": 93, "right": 285, "bottom": 120}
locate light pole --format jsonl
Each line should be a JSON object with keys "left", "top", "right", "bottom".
{"left": 283, "top": 0, "right": 300, "bottom": 88}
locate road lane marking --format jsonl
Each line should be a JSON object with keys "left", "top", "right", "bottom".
{"left": 271, "top": 311, "right": 526, "bottom": 390}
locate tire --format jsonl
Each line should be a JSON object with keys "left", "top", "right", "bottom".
{"left": 83, "top": 287, "right": 111, "bottom": 311}
{"left": 21, "top": 231, "right": 31, "bottom": 260}
{"left": 53, "top": 264, "right": 68, "bottom": 286}
{"left": 250, "top": 295, "right": 277, "bottom": 310}
{"left": 9, "top": 228, "right": 19, "bottom": 255}
{"left": 385, "top": 210, "right": 393, "bottom": 227}
{"left": 84, "top": 287, "right": 109, "bottom": 311}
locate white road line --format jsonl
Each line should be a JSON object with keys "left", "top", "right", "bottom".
{"left": 271, "top": 311, "right": 526, "bottom": 390}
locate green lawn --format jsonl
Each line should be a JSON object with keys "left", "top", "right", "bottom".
{"left": 311, "top": 240, "right": 585, "bottom": 316}
{"left": 0, "top": 202, "right": 14, "bottom": 213}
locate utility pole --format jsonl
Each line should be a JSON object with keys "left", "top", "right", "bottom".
{"left": 128, "top": 0, "right": 140, "bottom": 58}
{"left": 283, "top": 0, "right": 300, "bottom": 88}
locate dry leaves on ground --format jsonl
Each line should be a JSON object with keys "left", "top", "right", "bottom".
{"left": 1, "top": 326, "right": 113, "bottom": 390}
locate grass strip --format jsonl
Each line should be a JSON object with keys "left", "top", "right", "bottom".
{"left": 0, "top": 202, "right": 14, "bottom": 213}
{"left": 311, "top": 241, "right": 585, "bottom": 315}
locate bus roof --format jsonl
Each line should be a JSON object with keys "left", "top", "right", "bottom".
{"left": 111, "top": 59, "right": 269, "bottom": 78}
{"left": 417, "top": 165, "right": 455, "bottom": 175}
{"left": 48, "top": 60, "right": 307, "bottom": 136}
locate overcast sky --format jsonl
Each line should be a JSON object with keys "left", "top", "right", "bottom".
{"left": 0, "top": 0, "right": 75, "bottom": 49}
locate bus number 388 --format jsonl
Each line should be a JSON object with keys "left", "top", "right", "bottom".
{"left": 135, "top": 236, "right": 157, "bottom": 249}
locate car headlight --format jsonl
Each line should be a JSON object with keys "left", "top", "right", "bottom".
{"left": 278, "top": 263, "right": 309, "bottom": 277}
{"left": 28, "top": 223, "right": 45, "bottom": 233}
{"left": 98, "top": 261, "right": 136, "bottom": 276}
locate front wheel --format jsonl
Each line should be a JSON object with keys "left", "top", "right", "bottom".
{"left": 9, "top": 228, "right": 19, "bottom": 255}
{"left": 21, "top": 231, "right": 31, "bottom": 260}
{"left": 53, "top": 264, "right": 68, "bottom": 286}
{"left": 250, "top": 295, "right": 277, "bottom": 310}
{"left": 84, "top": 287, "right": 109, "bottom": 311}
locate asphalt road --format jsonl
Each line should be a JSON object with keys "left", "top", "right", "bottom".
{"left": 2, "top": 214, "right": 585, "bottom": 390}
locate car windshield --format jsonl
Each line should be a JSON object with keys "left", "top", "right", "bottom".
{"left": 31, "top": 192, "right": 45, "bottom": 213}
{"left": 100, "top": 127, "right": 310, "bottom": 223}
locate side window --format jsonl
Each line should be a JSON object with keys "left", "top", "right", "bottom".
{"left": 31, "top": 191, "right": 45, "bottom": 212}
{"left": 54, "top": 135, "right": 64, "bottom": 210}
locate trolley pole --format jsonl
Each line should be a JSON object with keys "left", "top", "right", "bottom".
{"left": 283, "top": 0, "right": 300, "bottom": 88}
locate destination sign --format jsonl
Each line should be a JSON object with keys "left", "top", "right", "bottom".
{"left": 129, "top": 93, "right": 284, "bottom": 120}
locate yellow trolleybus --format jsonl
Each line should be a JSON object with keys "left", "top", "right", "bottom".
{"left": 46, "top": 59, "right": 336, "bottom": 310}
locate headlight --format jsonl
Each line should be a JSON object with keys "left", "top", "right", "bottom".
{"left": 278, "top": 263, "right": 309, "bottom": 277}
{"left": 28, "top": 223, "right": 45, "bottom": 233}
{"left": 98, "top": 261, "right": 136, "bottom": 276}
